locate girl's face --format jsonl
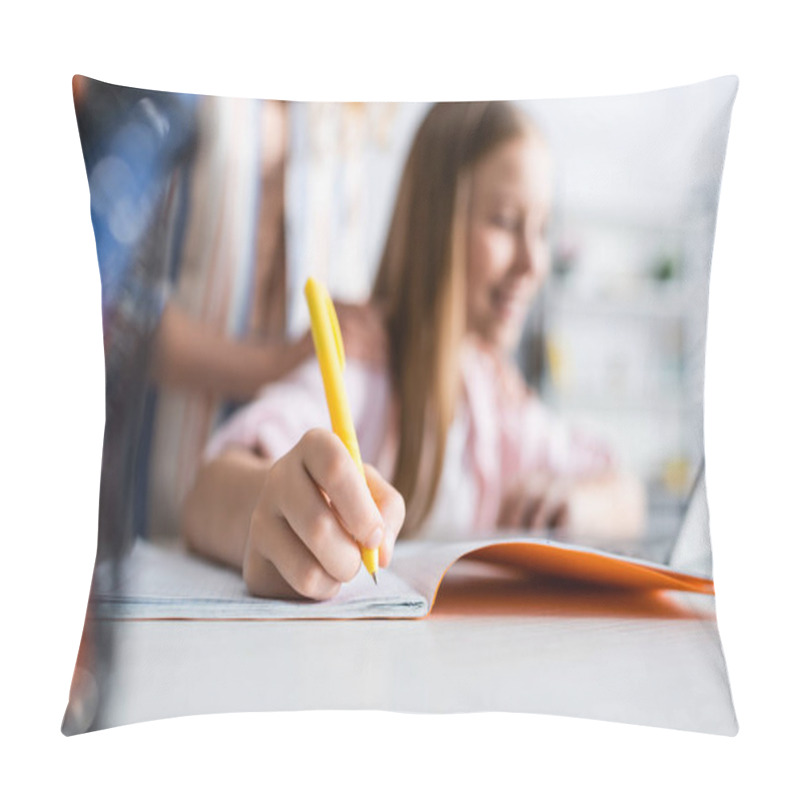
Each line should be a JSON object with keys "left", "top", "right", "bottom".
{"left": 465, "top": 134, "right": 552, "bottom": 353}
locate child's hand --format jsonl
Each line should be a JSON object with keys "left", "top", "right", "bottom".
{"left": 498, "top": 471, "right": 573, "bottom": 531}
{"left": 498, "top": 470, "right": 646, "bottom": 540}
{"left": 242, "top": 429, "right": 405, "bottom": 600}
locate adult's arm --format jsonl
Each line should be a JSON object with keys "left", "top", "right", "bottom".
{"left": 150, "top": 301, "right": 314, "bottom": 400}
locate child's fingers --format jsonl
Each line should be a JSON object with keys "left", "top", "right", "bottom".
{"left": 499, "top": 473, "right": 564, "bottom": 530}
{"left": 364, "top": 464, "right": 405, "bottom": 567}
{"left": 522, "top": 494, "right": 546, "bottom": 529}
{"left": 280, "top": 455, "right": 364, "bottom": 584}
{"left": 243, "top": 546, "right": 303, "bottom": 600}
{"left": 246, "top": 512, "right": 341, "bottom": 601}
{"left": 531, "top": 480, "right": 569, "bottom": 530}
{"left": 299, "top": 429, "right": 384, "bottom": 550}
{"left": 499, "top": 487, "right": 529, "bottom": 529}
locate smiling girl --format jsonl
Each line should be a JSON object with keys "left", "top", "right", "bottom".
{"left": 181, "top": 101, "right": 644, "bottom": 600}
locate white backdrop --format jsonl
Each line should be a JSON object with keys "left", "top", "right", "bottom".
{"left": 2, "top": 1, "right": 798, "bottom": 798}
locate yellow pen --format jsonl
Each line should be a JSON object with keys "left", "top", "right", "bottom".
{"left": 304, "top": 276, "right": 380, "bottom": 584}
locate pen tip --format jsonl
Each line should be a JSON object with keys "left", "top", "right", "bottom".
{"left": 372, "top": 573, "right": 378, "bottom": 586}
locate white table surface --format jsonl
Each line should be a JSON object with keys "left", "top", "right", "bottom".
{"left": 94, "top": 562, "right": 737, "bottom": 735}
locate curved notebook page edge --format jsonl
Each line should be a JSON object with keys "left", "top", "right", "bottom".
{"left": 392, "top": 536, "right": 715, "bottom": 620}
{"left": 464, "top": 541, "right": 714, "bottom": 595}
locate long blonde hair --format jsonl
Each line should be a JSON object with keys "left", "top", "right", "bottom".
{"left": 372, "top": 101, "right": 538, "bottom": 533}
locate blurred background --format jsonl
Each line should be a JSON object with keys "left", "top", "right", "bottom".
{"left": 278, "top": 83, "right": 732, "bottom": 543}
{"left": 83, "top": 79, "right": 732, "bottom": 553}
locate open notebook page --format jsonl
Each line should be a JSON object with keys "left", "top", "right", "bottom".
{"left": 90, "top": 531, "right": 713, "bottom": 621}
{"left": 91, "top": 537, "right": 540, "bottom": 620}
{"left": 91, "top": 540, "right": 428, "bottom": 620}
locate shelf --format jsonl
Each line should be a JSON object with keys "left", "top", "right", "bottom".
{"left": 551, "top": 205, "right": 718, "bottom": 235}
{"left": 544, "top": 284, "right": 707, "bottom": 320}
{"left": 543, "top": 392, "right": 696, "bottom": 414}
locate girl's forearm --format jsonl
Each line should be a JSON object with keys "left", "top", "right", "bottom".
{"left": 181, "top": 449, "right": 270, "bottom": 569}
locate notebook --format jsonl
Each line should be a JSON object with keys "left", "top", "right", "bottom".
{"left": 90, "top": 531, "right": 713, "bottom": 621}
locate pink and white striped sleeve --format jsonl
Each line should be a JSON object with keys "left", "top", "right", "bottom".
{"left": 204, "top": 360, "right": 331, "bottom": 462}
{"left": 203, "top": 358, "right": 392, "bottom": 467}
{"left": 513, "top": 395, "right": 614, "bottom": 478}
